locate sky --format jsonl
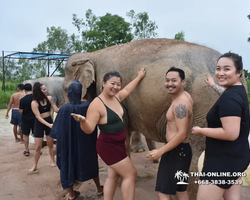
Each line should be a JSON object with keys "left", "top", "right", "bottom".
{"left": 1, "top": 0, "right": 250, "bottom": 71}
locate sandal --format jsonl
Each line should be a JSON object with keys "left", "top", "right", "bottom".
{"left": 15, "top": 139, "right": 21, "bottom": 143}
{"left": 97, "top": 191, "right": 104, "bottom": 198}
{"left": 97, "top": 186, "right": 104, "bottom": 198}
{"left": 68, "top": 191, "right": 80, "bottom": 200}
{"left": 23, "top": 151, "right": 30, "bottom": 157}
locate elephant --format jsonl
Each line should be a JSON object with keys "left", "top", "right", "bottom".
{"left": 62, "top": 38, "right": 247, "bottom": 198}
{"left": 23, "top": 77, "right": 64, "bottom": 107}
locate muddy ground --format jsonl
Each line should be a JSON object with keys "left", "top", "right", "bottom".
{"left": 0, "top": 109, "right": 249, "bottom": 200}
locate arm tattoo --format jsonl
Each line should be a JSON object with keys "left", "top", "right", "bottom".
{"left": 211, "top": 84, "right": 224, "bottom": 96}
{"left": 175, "top": 104, "right": 187, "bottom": 119}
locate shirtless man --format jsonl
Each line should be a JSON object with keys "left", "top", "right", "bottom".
{"left": 5, "top": 84, "right": 25, "bottom": 143}
{"left": 148, "top": 67, "right": 193, "bottom": 200}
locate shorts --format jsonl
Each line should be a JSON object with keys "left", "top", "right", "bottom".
{"left": 155, "top": 143, "right": 192, "bottom": 195}
{"left": 10, "top": 109, "right": 22, "bottom": 126}
{"left": 21, "top": 119, "right": 35, "bottom": 135}
{"left": 201, "top": 150, "right": 250, "bottom": 189}
{"left": 34, "top": 116, "right": 53, "bottom": 138}
{"left": 96, "top": 130, "right": 127, "bottom": 165}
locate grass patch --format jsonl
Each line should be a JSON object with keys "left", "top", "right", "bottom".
{"left": 247, "top": 79, "right": 250, "bottom": 102}
{"left": 0, "top": 81, "right": 19, "bottom": 109}
{"left": 0, "top": 91, "right": 15, "bottom": 109}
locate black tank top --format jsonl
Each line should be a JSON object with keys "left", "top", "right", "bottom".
{"left": 38, "top": 99, "right": 51, "bottom": 114}
{"left": 98, "top": 96, "right": 125, "bottom": 134}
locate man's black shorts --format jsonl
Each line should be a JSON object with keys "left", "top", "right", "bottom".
{"left": 21, "top": 119, "right": 35, "bottom": 135}
{"left": 155, "top": 143, "right": 192, "bottom": 195}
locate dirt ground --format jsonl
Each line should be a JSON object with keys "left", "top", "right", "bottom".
{"left": 0, "top": 109, "right": 250, "bottom": 200}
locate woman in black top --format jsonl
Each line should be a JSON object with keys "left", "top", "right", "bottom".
{"left": 29, "top": 82, "right": 59, "bottom": 172}
{"left": 192, "top": 52, "right": 250, "bottom": 200}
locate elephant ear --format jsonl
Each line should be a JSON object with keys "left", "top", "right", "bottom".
{"left": 72, "top": 59, "right": 95, "bottom": 98}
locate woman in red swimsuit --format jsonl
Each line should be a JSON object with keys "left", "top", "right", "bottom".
{"left": 72, "top": 68, "right": 146, "bottom": 200}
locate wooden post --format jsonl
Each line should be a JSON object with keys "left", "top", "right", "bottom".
{"left": 2, "top": 51, "right": 5, "bottom": 92}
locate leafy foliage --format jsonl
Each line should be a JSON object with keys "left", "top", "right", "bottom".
{"left": 126, "top": 10, "right": 158, "bottom": 40}
{"left": 0, "top": 57, "right": 46, "bottom": 84}
{"left": 174, "top": 31, "right": 185, "bottom": 41}
{"left": 244, "top": 69, "right": 250, "bottom": 80}
{"left": 1, "top": 9, "right": 159, "bottom": 82}
{"left": 246, "top": 79, "right": 250, "bottom": 102}
{"left": 73, "top": 10, "right": 133, "bottom": 52}
{"left": 33, "top": 26, "right": 73, "bottom": 76}
{"left": 0, "top": 90, "right": 16, "bottom": 109}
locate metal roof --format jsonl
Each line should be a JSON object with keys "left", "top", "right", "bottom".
{"left": 4, "top": 51, "right": 71, "bottom": 60}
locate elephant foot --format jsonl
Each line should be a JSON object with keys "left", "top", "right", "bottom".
{"left": 130, "top": 132, "right": 146, "bottom": 153}
{"left": 130, "top": 141, "right": 146, "bottom": 153}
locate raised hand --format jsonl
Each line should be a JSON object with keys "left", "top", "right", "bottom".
{"left": 137, "top": 67, "right": 146, "bottom": 80}
{"left": 205, "top": 74, "right": 215, "bottom": 87}
{"left": 71, "top": 113, "right": 86, "bottom": 122}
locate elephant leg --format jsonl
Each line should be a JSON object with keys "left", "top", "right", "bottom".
{"left": 145, "top": 138, "right": 159, "bottom": 163}
{"left": 145, "top": 138, "right": 156, "bottom": 150}
{"left": 130, "top": 131, "right": 146, "bottom": 153}
{"left": 125, "top": 129, "right": 131, "bottom": 157}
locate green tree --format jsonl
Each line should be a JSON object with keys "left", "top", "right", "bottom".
{"left": 33, "top": 26, "right": 73, "bottom": 76}
{"left": 174, "top": 31, "right": 185, "bottom": 41}
{"left": 46, "top": 26, "right": 72, "bottom": 53}
{"left": 126, "top": 10, "right": 158, "bottom": 40}
{"left": 17, "top": 59, "right": 46, "bottom": 81}
{"left": 244, "top": 69, "right": 250, "bottom": 80}
{"left": 73, "top": 10, "right": 133, "bottom": 52}
{"left": 0, "top": 59, "right": 19, "bottom": 82}
{"left": 34, "top": 26, "right": 72, "bottom": 54}
{"left": 0, "top": 56, "right": 47, "bottom": 84}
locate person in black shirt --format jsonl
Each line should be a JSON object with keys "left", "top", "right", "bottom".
{"left": 192, "top": 52, "right": 250, "bottom": 200}
{"left": 19, "top": 83, "right": 35, "bottom": 156}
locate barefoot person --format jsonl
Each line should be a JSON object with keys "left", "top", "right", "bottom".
{"left": 29, "top": 82, "right": 59, "bottom": 172}
{"left": 19, "top": 83, "right": 35, "bottom": 156}
{"left": 148, "top": 67, "right": 193, "bottom": 200}
{"left": 5, "top": 84, "right": 25, "bottom": 143}
{"left": 72, "top": 68, "right": 146, "bottom": 200}
{"left": 50, "top": 81, "right": 103, "bottom": 200}
{"left": 192, "top": 52, "right": 250, "bottom": 200}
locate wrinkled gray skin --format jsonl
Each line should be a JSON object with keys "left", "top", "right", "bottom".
{"left": 63, "top": 38, "right": 247, "bottom": 197}
{"left": 23, "top": 77, "right": 64, "bottom": 107}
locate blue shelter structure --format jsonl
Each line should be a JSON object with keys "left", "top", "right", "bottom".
{"left": 2, "top": 51, "right": 71, "bottom": 91}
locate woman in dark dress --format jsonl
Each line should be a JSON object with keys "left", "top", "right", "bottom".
{"left": 192, "top": 52, "right": 250, "bottom": 200}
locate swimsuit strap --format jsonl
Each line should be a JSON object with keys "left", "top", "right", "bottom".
{"left": 97, "top": 96, "right": 106, "bottom": 106}
{"left": 114, "top": 96, "right": 121, "bottom": 103}
{"left": 98, "top": 96, "right": 121, "bottom": 105}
